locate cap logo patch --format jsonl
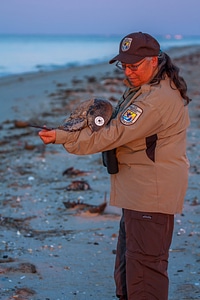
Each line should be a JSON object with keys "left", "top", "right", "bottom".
{"left": 121, "top": 38, "right": 132, "bottom": 52}
{"left": 120, "top": 104, "right": 143, "bottom": 125}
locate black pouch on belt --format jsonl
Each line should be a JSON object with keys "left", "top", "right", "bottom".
{"left": 102, "top": 149, "right": 119, "bottom": 174}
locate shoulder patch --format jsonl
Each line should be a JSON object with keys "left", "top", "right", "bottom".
{"left": 120, "top": 104, "right": 143, "bottom": 125}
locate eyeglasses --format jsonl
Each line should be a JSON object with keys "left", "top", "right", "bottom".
{"left": 116, "top": 58, "right": 146, "bottom": 71}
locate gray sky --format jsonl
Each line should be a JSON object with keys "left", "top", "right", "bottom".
{"left": 0, "top": 0, "right": 199, "bottom": 35}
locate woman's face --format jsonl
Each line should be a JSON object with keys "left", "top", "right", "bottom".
{"left": 124, "top": 56, "right": 158, "bottom": 87}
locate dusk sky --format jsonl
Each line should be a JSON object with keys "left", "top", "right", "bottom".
{"left": 0, "top": 0, "right": 199, "bottom": 36}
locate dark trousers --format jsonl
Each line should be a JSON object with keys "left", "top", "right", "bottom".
{"left": 114, "top": 210, "right": 127, "bottom": 298}
{"left": 114, "top": 209, "right": 174, "bottom": 300}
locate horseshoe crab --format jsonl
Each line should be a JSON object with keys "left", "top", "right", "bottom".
{"left": 58, "top": 98, "right": 113, "bottom": 132}
{"left": 28, "top": 98, "right": 113, "bottom": 132}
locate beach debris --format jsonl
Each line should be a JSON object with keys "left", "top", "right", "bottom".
{"left": 63, "top": 200, "right": 107, "bottom": 214}
{"left": 58, "top": 98, "right": 113, "bottom": 132}
{"left": 72, "top": 77, "right": 83, "bottom": 84}
{"left": 8, "top": 287, "right": 36, "bottom": 299}
{"left": 0, "top": 219, "right": 78, "bottom": 239}
{"left": 0, "top": 139, "right": 9, "bottom": 146}
{"left": 86, "top": 76, "right": 97, "bottom": 83}
{"left": 49, "top": 87, "right": 86, "bottom": 99}
{"left": 177, "top": 228, "right": 186, "bottom": 236}
{"left": 0, "top": 215, "right": 36, "bottom": 230}
{"left": 66, "top": 180, "right": 91, "bottom": 191}
{"left": 109, "top": 96, "right": 119, "bottom": 102}
{"left": 24, "top": 142, "right": 46, "bottom": 154}
{"left": 56, "top": 82, "right": 67, "bottom": 87}
{"left": 14, "top": 120, "right": 29, "bottom": 128}
{"left": 190, "top": 196, "right": 199, "bottom": 206}
{"left": 101, "top": 77, "right": 123, "bottom": 85}
{"left": 62, "top": 167, "right": 91, "bottom": 177}
{"left": 0, "top": 256, "right": 15, "bottom": 264}
{"left": 24, "top": 142, "right": 36, "bottom": 150}
{"left": 52, "top": 180, "right": 91, "bottom": 191}
{"left": 63, "top": 191, "right": 108, "bottom": 214}
{"left": 0, "top": 262, "right": 37, "bottom": 274}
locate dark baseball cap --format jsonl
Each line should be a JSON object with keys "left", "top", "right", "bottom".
{"left": 109, "top": 32, "right": 160, "bottom": 64}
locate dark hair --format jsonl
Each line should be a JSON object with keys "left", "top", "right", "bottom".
{"left": 151, "top": 51, "right": 191, "bottom": 105}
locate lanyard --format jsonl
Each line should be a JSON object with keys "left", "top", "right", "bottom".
{"left": 112, "top": 87, "right": 140, "bottom": 118}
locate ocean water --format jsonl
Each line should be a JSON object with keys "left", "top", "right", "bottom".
{"left": 0, "top": 34, "right": 200, "bottom": 77}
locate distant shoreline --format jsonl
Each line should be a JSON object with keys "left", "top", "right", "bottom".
{"left": 0, "top": 45, "right": 200, "bottom": 84}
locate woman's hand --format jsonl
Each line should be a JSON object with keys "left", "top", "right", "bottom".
{"left": 38, "top": 129, "right": 56, "bottom": 144}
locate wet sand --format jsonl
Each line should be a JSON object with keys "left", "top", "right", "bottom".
{"left": 0, "top": 46, "right": 200, "bottom": 299}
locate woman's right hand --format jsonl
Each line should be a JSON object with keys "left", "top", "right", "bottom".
{"left": 38, "top": 129, "right": 56, "bottom": 144}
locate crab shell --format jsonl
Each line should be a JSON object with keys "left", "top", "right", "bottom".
{"left": 58, "top": 98, "right": 113, "bottom": 132}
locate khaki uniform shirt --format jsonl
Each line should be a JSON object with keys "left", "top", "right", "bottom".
{"left": 55, "top": 77, "right": 190, "bottom": 214}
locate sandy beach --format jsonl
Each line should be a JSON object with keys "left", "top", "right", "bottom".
{"left": 0, "top": 46, "right": 200, "bottom": 300}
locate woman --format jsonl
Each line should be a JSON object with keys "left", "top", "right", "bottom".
{"left": 39, "top": 32, "right": 190, "bottom": 300}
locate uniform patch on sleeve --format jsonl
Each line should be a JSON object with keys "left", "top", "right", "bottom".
{"left": 120, "top": 104, "right": 143, "bottom": 125}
